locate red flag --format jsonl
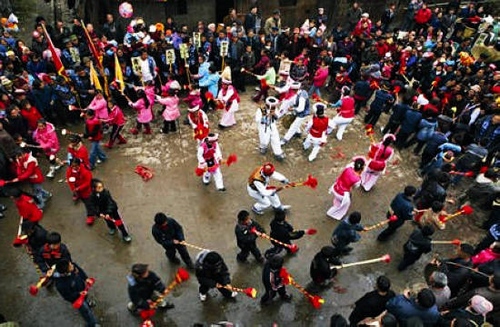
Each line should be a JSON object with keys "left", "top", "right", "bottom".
{"left": 81, "top": 20, "right": 102, "bottom": 70}
{"left": 41, "top": 24, "right": 67, "bottom": 78}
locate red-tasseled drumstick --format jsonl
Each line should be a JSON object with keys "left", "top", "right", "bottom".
{"left": 250, "top": 227, "right": 298, "bottom": 254}
{"left": 279, "top": 267, "right": 325, "bottom": 309}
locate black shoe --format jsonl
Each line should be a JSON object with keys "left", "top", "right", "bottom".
{"left": 236, "top": 255, "right": 248, "bottom": 263}
{"left": 280, "top": 294, "right": 292, "bottom": 301}
{"left": 256, "top": 256, "right": 265, "bottom": 263}
{"left": 341, "top": 247, "right": 353, "bottom": 255}
{"left": 169, "top": 257, "right": 181, "bottom": 264}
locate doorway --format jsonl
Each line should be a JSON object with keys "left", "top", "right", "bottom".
{"left": 216, "top": 0, "right": 235, "bottom": 24}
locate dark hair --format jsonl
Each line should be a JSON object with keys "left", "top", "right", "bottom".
{"left": 70, "top": 157, "right": 82, "bottom": 166}
{"left": 421, "top": 225, "right": 435, "bottom": 236}
{"left": 417, "top": 288, "right": 436, "bottom": 308}
{"left": 274, "top": 209, "right": 286, "bottom": 222}
{"left": 269, "top": 255, "right": 284, "bottom": 269}
{"left": 56, "top": 259, "right": 70, "bottom": 274}
{"left": 404, "top": 185, "right": 417, "bottom": 197}
{"left": 354, "top": 158, "right": 365, "bottom": 171}
{"left": 154, "top": 212, "right": 168, "bottom": 225}
{"left": 431, "top": 201, "right": 444, "bottom": 213}
{"left": 85, "top": 109, "right": 95, "bottom": 117}
{"left": 376, "top": 275, "right": 391, "bottom": 292}
{"left": 348, "top": 211, "right": 361, "bottom": 224}
{"left": 47, "top": 231, "right": 62, "bottom": 245}
{"left": 136, "top": 89, "right": 150, "bottom": 109}
{"left": 237, "top": 210, "right": 249, "bottom": 222}
{"left": 330, "top": 314, "right": 348, "bottom": 327}
{"left": 91, "top": 178, "right": 103, "bottom": 189}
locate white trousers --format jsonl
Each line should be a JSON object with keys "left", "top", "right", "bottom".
{"left": 326, "top": 190, "right": 351, "bottom": 220}
{"left": 247, "top": 185, "right": 282, "bottom": 211}
{"left": 258, "top": 124, "right": 283, "bottom": 155}
{"left": 283, "top": 116, "right": 307, "bottom": 141}
{"left": 330, "top": 115, "right": 354, "bottom": 141}
{"left": 360, "top": 168, "right": 381, "bottom": 192}
{"left": 303, "top": 134, "right": 325, "bottom": 162}
{"left": 203, "top": 168, "right": 224, "bottom": 190}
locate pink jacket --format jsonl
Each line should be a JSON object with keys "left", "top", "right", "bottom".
{"left": 130, "top": 98, "right": 153, "bottom": 123}
{"left": 472, "top": 248, "right": 500, "bottom": 266}
{"left": 333, "top": 166, "right": 361, "bottom": 194}
{"left": 33, "top": 122, "right": 60, "bottom": 156}
{"left": 88, "top": 96, "right": 109, "bottom": 120}
{"left": 106, "top": 105, "right": 126, "bottom": 126}
{"left": 158, "top": 95, "right": 180, "bottom": 121}
{"left": 313, "top": 66, "right": 329, "bottom": 87}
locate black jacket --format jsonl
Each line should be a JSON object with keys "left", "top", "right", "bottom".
{"left": 27, "top": 224, "right": 48, "bottom": 253}
{"left": 127, "top": 271, "right": 165, "bottom": 310}
{"left": 195, "top": 251, "right": 231, "bottom": 288}
{"left": 89, "top": 189, "right": 118, "bottom": 216}
{"left": 54, "top": 263, "right": 88, "bottom": 303}
{"left": 309, "top": 253, "right": 341, "bottom": 284}
{"left": 235, "top": 220, "right": 264, "bottom": 248}
{"left": 262, "top": 262, "right": 283, "bottom": 291}
{"left": 35, "top": 243, "right": 72, "bottom": 273}
{"left": 404, "top": 229, "right": 432, "bottom": 255}
{"left": 270, "top": 219, "right": 304, "bottom": 248}
{"left": 151, "top": 217, "right": 185, "bottom": 248}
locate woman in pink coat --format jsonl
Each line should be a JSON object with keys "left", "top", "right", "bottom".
{"left": 86, "top": 91, "right": 109, "bottom": 120}
{"left": 33, "top": 119, "right": 61, "bottom": 178}
{"left": 308, "top": 59, "right": 329, "bottom": 97}
{"left": 103, "top": 99, "right": 127, "bottom": 148}
{"left": 217, "top": 79, "right": 240, "bottom": 128}
{"left": 327, "top": 157, "right": 365, "bottom": 220}
{"left": 156, "top": 88, "right": 180, "bottom": 133}
{"left": 129, "top": 89, "right": 153, "bottom": 135}
{"left": 360, "top": 134, "right": 395, "bottom": 191}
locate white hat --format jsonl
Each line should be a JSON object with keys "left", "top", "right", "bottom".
{"left": 149, "top": 25, "right": 157, "bottom": 33}
{"left": 470, "top": 85, "right": 481, "bottom": 93}
{"left": 169, "top": 80, "right": 181, "bottom": 90}
{"left": 222, "top": 78, "right": 232, "bottom": 84}
{"left": 265, "top": 96, "right": 279, "bottom": 107}
{"left": 470, "top": 295, "right": 493, "bottom": 316}
{"left": 188, "top": 105, "right": 200, "bottom": 112}
{"left": 290, "top": 82, "right": 301, "bottom": 90}
{"left": 361, "top": 13, "right": 369, "bottom": 18}
{"left": 383, "top": 133, "right": 396, "bottom": 142}
{"left": 206, "top": 133, "right": 218, "bottom": 142}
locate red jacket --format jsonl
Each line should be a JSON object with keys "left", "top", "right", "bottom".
{"left": 15, "top": 194, "right": 43, "bottom": 222}
{"left": 84, "top": 117, "right": 103, "bottom": 141}
{"left": 20, "top": 107, "right": 43, "bottom": 131}
{"left": 414, "top": 8, "right": 432, "bottom": 24}
{"left": 66, "top": 164, "right": 93, "bottom": 199}
{"left": 15, "top": 153, "right": 44, "bottom": 184}
{"left": 68, "top": 144, "right": 90, "bottom": 169}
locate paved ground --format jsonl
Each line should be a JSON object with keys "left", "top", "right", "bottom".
{"left": 0, "top": 91, "right": 483, "bottom": 327}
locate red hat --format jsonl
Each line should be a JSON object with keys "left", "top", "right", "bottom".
{"left": 261, "top": 162, "right": 275, "bottom": 176}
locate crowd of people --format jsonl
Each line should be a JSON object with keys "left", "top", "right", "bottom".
{"left": 0, "top": 1, "right": 500, "bottom": 326}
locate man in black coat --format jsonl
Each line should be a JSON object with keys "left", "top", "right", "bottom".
{"left": 265, "top": 209, "right": 304, "bottom": 259}
{"left": 152, "top": 212, "right": 193, "bottom": 269}
{"left": 54, "top": 259, "right": 99, "bottom": 327}
{"left": 127, "top": 263, "right": 174, "bottom": 315}
{"left": 195, "top": 250, "right": 236, "bottom": 302}
{"left": 310, "top": 246, "right": 342, "bottom": 287}
{"left": 398, "top": 225, "right": 435, "bottom": 271}
{"left": 261, "top": 255, "right": 291, "bottom": 305}
{"left": 21, "top": 220, "right": 47, "bottom": 254}
{"left": 234, "top": 210, "right": 265, "bottom": 263}
{"left": 349, "top": 275, "right": 396, "bottom": 325}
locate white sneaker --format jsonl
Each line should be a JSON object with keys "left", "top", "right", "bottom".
{"left": 231, "top": 291, "right": 238, "bottom": 298}
{"left": 46, "top": 167, "right": 56, "bottom": 178}
{"left": 199, "top": 293, "right": 207, "bottom": 302}
{"left": 280, "top": 205, "right": 291, "bottom": 210}
{"left": 97, "top": 159, "right": 102, "bottom": 164}
{"left": 252, "top": 205, "right": 264, "bottom": 215}
{"left": 127, "top": 302, "right": 135, "bottom": 312}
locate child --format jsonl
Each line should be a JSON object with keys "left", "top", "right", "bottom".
{"left": 19, "top": 99, "right": 42, "bottom": 134}
{"left": 128, "top": 89, "right": 153, "bottom": 135}
{"left": 83, "top": 110, "right": 106, "bottom": 170}
{"left": 103, "top": 98, "right": 127, "bottom": 149}
{"left": 331, "top": 211, "right": 366, "bottom": 255}
{"left": 89, "top": 179, "right": 131, "bottom": 242}
{"left": 234, "top": 210, "right": 265, "bottom": 263}
{"left": 260, "top": 255, "right": 292, "bottom": 305}
{"left": 217, "top": 79, "right": 239, "bottom": 129}
{"left": 156, "top": 88, "right": 180, "bottom": 134}
{"left": 32, "top": 118, "right": 61, "bottom": 178}
{"left": 265, "top": 210, "right": 305, "bottom": 259}
{"left": 66, "top": 158, "right": 94, "bottom": 225}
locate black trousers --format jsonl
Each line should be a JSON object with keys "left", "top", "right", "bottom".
{"left": 261, "top": 285, "right": 287, "bottom": 304}
{"left": 162, "top": 120, "right": 177, "bottom": 133}
{"left": 199, "top": 283, "right": 233, "bottom": 298}
{"left": 237, "top": 243, "right": 262, "bottom": 261}
{"left": 163, "top": 244, "right": 192, "bottom": 265}
{"left": 398, "top": 250, "right": 424, "bottom": 271}
{"left": 364, "top": 108, "right": 383, "bottom": 127}
{"left": 377, "top": 212, "right": 405, "bottom": 241}
{"left": 102, "top": 210, "right": 129, "bottom": 237}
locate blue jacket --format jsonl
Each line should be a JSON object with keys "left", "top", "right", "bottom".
{"left": 390, "top": 193, "right": 414, "bottom": 221}
{"left": 332, "top": 218, "right": 363, "bottom": 245}
{"left": 54, "top": 263, "right": 88, "bottom": 303}
{"left": 416, "top": 118, "right": 438, "bottom": 141}
{"left": 386, "top": 294, "right": 440, "bottom": 326}
{"left": 400, "top": 109, "right": 422, "bottom": 133}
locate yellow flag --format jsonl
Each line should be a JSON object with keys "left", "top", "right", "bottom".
{"left": 89, "top": 61, "right": 102, "bottom": 92}
{"left": 114, "top": 54, "right": 124, "bottom": 92}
